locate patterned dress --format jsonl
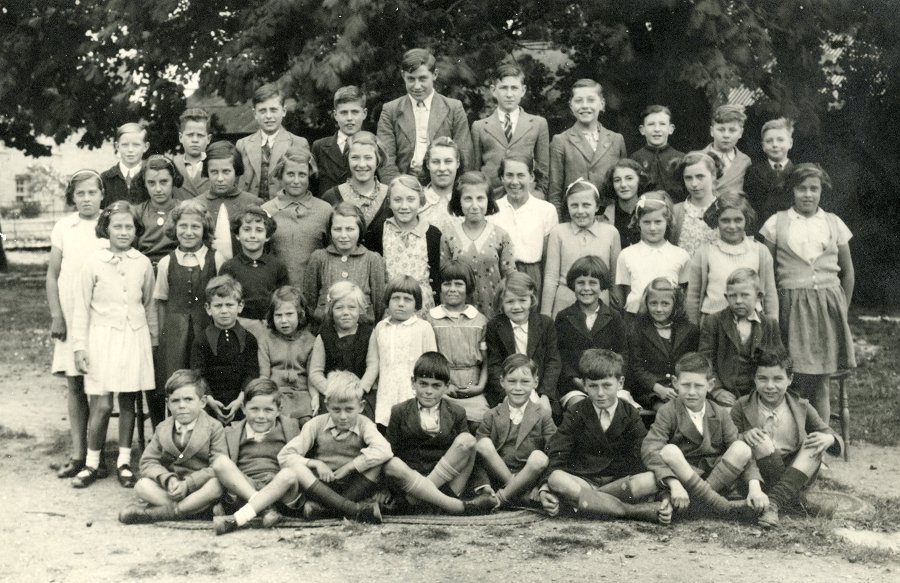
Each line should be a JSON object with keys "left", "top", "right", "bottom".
{"left": 676, "top": 199, "right": 719, "bottom": 256}
{"left": 383, "top": 218, "right": 435, "bottom": 313}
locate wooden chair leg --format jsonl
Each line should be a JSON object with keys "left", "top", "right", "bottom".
{"left": 839, "top": 375, "right": 850, "bottom": 461}
{"left": 135, "top": 393, "right": 146, "bottom": 454}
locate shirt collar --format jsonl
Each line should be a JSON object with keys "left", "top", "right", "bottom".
{"left": 787, "top": 207, "right": 825, "bottom": 221}
{"left": 569, "top": 220, "right": 602, "bottom": 238}
{"left": 497, "top": 107, "right": 520, "bottom": 125}
{"left": 429, "top": 304, "right": 479, "bottom": 320}
{"left": 409, "top": 92, "right": 435, "bottom": 111}
{"left": 593, "top": 399, "right": 618, "bottom": 420}
{"left": 324, "top": 416, "right": 361, "bottom": 436}
{"left": 686, "top": 403, "right": 707, "bottom": 420}
{"left": 511, "top": 319, "right": 529, "bottom": 332}
{"left": 175, "top": 246, "right": 208, "bottom": 263}
{"left": 98, "top": 248, "right": 140, "bottom": 262}
{"left": 272, "top": 192, "right": 314, "bottom": 210}
{"left": 418, "top": 401, "right": 440, "bottom": 414}
{"left": 768, "top": 158, "right": 789, "bottom": 169}
{"left": 386, "top": 314, "right": 421, "bottom": 327}
{"left": 246, "top": 422, "right": 273, "bottom": 441}
{"left": 118, "top": 162, "right": 140, "bottom": 179}
{"left": 337, "top": 131, "right": 350, "bottom": 148}
{"left": 259, "top": 129, "right": 280, "bottom": 147}
{"left": 325, "top": 244, "right": 366, "bottom": 256}
{"left": 183, "top": 153, "right": 206, "bottom": 165}
{"left": 175, "top": 419, "right": 197, "bottom": 433}
{"left": 734, "top": 309, "right": 762, "bottom": 323}
{"left": 385, "top": 216, "right": 428, "bottom": 237}
{"left": 236, "top": 250, "right": 269, "bottom": 265}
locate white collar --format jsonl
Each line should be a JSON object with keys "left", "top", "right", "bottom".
{"left": 409, "top": 92, "right": 436, "bottom": 111}
{"left": 686, "top": 403, "right": 706, "bottom": 420}
{"left": 768, "top": 158, "right": 789, "bottom": 169}
{"left": 429, "top": 304, "right": 480, "bottom": 320}
{"left": 324, "top": 416, "right": 361, "bottom": 436}
{"left": 246, "top": 423, "right": 273, "bottom": 442}
{"left": 787, "top": 207, "right": 825, "bottom": 221}
{"left": 175, "top": 245, "right": 208, "bottom": 262}
{"left": 98, "top": 248, "right": 140, "bottom": 262}
{"left": 511, "top": 319, "right": 529, "bottom": 332}
{"left": 386, "top": 314, "right": 421, "bottom": 327}
{"left": 119, "top": 162, "right": 140, "bottom": 179}
{"left": 259, "top": 129, "right": 280, "bottom": 148}
{"left": 175, "top": 419, "right": 197, "bottom": 433}
{"left": 593, "top": 399, "right": 618, "bottom": 420}
{"left": 497, "top": 107, "right": 520, "bottom": 124}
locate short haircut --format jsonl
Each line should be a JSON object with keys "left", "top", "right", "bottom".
{"left": 564, "top": 177, "right": 601, "bottom": 208}
{"left": 494, "top": 271, "right": 538, "bottom": 316}
{"left": 163, "top": 199, "right": 214, "bottom": 248}
{"left": 449, "top": 171, "right": 499, "bottom": 217}
{"left": 65, "top": 169, "right": 104, "bottom": 207}
{"left": 579, "top": 348, "right": 624, "bottom": 380}
{"left": 345, "top": 131, "right": 386, "bottom": 169}
{"left": 421, "top": 136, "right": 463, "bottom": 187}
{"left": 266, "top": 285, "right": 308, "bottom": 333}
{"left": 761, "top": 117, "right": 794, "bottom": 137}
{"left": 401, "top": 48, "right": 436, "bottom": 73}
{"left": 439, "top": 260, "right": 476, "bottom": 296}
{"left": 501, "top": 353, "right": 538, "bottom": 379}
{"left": 333, "top": 85, "right": 366, "bottom": 109}
{"left": 566, "top": 255, "right": 610, "bottom": 291}
{"left": 165, "top": 369, "right": 208, "bottom": 397}
{"left": 675, "top": 150, "right": 724, "bottom": 184}
{"left": 570, "top": 79, "right": 604, "bottom": 100}
{"left": 753, "top": 348, "right": 794, "bottom": 377}
{"left": 634, "top": 190, "right": 675, "bottom": 241}
{"left": 703, "top": 191, "right": 756, "bottom": 230}
{"left": 385, "top": 274, "right": 423, "bottom": 310}
{"left": 328, "top": 201, "right": 367, "bottom": 244}
{"left": 711, "top": 104, "right": 747, "bottom": 126}
{"left": 253, "top": 83, "right": 283, "bottom": 106}
{"left": 179, "top": 108, "right": 211, "bottom": 132}
{"left": 244, "top": 377, "right": 281, "bottom": 406}
{"left": 231, "top": 205, "right": 277, "bottom": 237}
{"left": 144, "top": 155, "right": 184, "bottom": 188}
{"left": 205, "top": 274, "right": 243, "bottom": 302}
{"left": 726, "top": 267, "right": 760, "bottom": 290}
{"left": 638, "top": 277, "right": 687, "bottom": 322}
{"left": 640, "top": 105, "right": 673, "bottom": 123}
{"left": 388, "top": 174, "right": 426, "bottom": 207}
{"left": 493, "top": 63, "right": 525, "bottom": 84}
{"left": 601, "top": 158, "right": 650, "bottom": 203}
{"left": 675, "top": 352, "right": 713, "bottom": 379}
{"left": 96, "top": 201, "right": 145, "bottom": 241}
{"left": 413, "top": 351, "right": 451, "bottom": 383}
{"left": 273, "top": 146, "right": 313, "bottom": 180}
{"left": 498, "top": 155, "right": 535, "bottom": 181}
{"left": 203, "top": 140, "right": 244, "bottom": 177}
{"left": 785, "top": 163, "right": 832, "bottom": 197}
{"left": 115, "top": 122, "right": 148, "bottom": 143}
{"left": 324, "top": 281, "right": 368, "bottom": 326}
{"left": 324, "top": 370, "right": 364, "bottom": 404}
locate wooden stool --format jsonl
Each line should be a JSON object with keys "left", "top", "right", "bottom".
{"left": 830, "top": 370, "right": 851, "bottom": 461}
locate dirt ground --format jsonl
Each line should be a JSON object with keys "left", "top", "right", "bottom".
{"left": 1, "top": 363, "right": 898, "bottom": 583}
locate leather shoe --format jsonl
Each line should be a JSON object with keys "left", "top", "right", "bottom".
{"left": 56, "top": 458, "right": 85, "bottom": 479}
{"left": 71, "top": 466, "right": 99, "bottom": 489}
{"left": 117, "top": 464, "right": 137, "bottom": 488}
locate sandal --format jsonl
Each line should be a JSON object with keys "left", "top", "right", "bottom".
{"left": 72, "top": 466, "right": 99, "bottom": 489}
{"left": 56, "top": 458, "right": 85, "bottom": 479}
{"left": 117, "top": 464, "right": 137, "bottom": 488}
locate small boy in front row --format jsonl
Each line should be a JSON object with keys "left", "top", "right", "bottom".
{"left": 641, "top": 352, "right": 768, "bottom": 519}
{"left": 191, "top": 275, "right": 261, "bottom": 425}
{"left": 209, "top": 378, "right": 301, "bottom": 528}
{"left": 214, "top": 371, "right": 390, "bottom": 534}
{"left": 541, "top": 350, "right": 671, "bottom": 524}
{"left": 119, "top": 370, "right": 226, "bottom": 524}
{"left": 698, "top": 268, "right": 784, "bottom": 407}
{"left": 383, "top": 352, "right": 499, "bottom": 515}
{"left": 474, "top": 354, "right": 556, "bottom": 507}
{"left": 732, "top": 349, "right": 842, "bottom": 528}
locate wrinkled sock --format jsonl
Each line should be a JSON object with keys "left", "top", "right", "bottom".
{"left": 234, "top": 504, "right": 257, "bottom": 526}
{"left": 85, "top": 449, "right": 102, "bottom": 470}
{"left": 768, "top": 467, "right": 809, "bottom": 508}
{"left": 117, "top": 447, "right": 132, "bottom": 468}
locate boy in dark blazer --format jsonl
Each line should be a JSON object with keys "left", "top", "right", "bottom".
{"left": 471, "top": 63, "right": 550, "bottom": 194}
{"left": 744, "top": 118, "right": 795, "bottom": 234}
{"left": 698, "top": 268, "right": 785, "bottom": 406}
{"left": 541, "top": 350, "right": 669, "bottom": 523}
{"left": 548, "top": 79, "right": 627, "bottom": 220}
{"left": 732, "top": 349, "right": 842, "bottom": 527}
{"left": 312, "top": 86, "right": 367, "bottom": 196}
{"left": 384, "top": 352, "right": 498, "bottom": 514}
{"left": 474, "top": 354, "right": 556, "bottom": 507}
{"left": 641, "top": 352, "right": 767, "bottom": 519}
{"left": 119, "top": 370, "right": 226, "bottom": 524}
{"left": 376, "top": 48, "right": 474, "bottom": 183}
{"left": 485, "top": 272, "right": 562, "bottom": 418}
{"left": 101, "top": 122, "right": 150, "bottom": 206}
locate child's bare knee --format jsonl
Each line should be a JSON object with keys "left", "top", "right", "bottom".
{"left": 453, "top": 433, "right": 476, "bottom": 451}
{"left": 527, "top": 450, "right": 549, "bottom": 470}
{"left": 475, "top": 437, "right": 495, "bottom": 456}
{"left": 547, "top": 470, "right": 567, "bottom": 491}
{"left": 385, "top": 458, "right": 406, "bottom": 479}
{"left": 726, "top": 440, "right": 752, "bottom": 463}
{"left": 659, "top": 443, "right": 682, "bottom": 464}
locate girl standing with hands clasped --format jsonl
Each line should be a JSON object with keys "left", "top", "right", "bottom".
{"left": 759, "top": 163, "right": 856, "bottom": 422}
{"left": 48, "top": 170, "right": 109, "bottom": 479}
{"left": 672, "top": 151, "right": 721, "bottom": 256}
{"left": 440, "top": 171, "right": 516, "bottom": 319}
{"left": 71, "top": 202, "right": 157, "bottom": 489}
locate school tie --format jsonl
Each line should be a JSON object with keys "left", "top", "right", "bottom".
{"left": 124, "top": 169, "right": 133, "bottom": 189}
{"left": 600, "top": 409, "right": 612, "bottom": 432}
{"left": 504, "top": 112, "right": 513, "bottom": 143}
{"left": 259, "top": 141, "right": 272, "bottom": 200}
{"left": 773, "top": 162, "right": 783, "bottom": 171}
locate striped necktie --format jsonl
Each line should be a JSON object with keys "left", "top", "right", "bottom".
{"left": 504, "top": 113, "right": 513, "bottom": 143}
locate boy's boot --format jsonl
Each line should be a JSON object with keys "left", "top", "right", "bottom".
{"left": 306, "top": 480, "right": 382, "bottom": 524}
{"left": 119, "top": 502, "right": 179, "bottom": 525}
{"left": 462, "top": 489, "right": 499, "bottom": 515}
{"left": 758, "top": 467, "right": 809, "bottom": 528}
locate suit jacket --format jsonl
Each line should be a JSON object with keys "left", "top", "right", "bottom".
{"left": 311, "top": 133, "right": 350, "bottom": 196}
{"left": 744, "top": 160, "right": 794, "bottom": 234}
{"left": 223, "top": 415, "right": 301, "bottom": 462}
{"left": 641, "top": 399, "right": 761, "bottom": 484}
{"left": 236, "top": 130, "right": 315, "bottom": 198}
{"left": 731, "top": 391, "right": 843, "bottom": 460}
{"left": 548, "top": 124, "right": 627, "bottom": 220}
{"left": 477, "top": 398, "right": 556, "bottom": 470}
{"left": 173, "top": 156, "right": 210, "bottom": 198}
{"left": 703, "top": 144, "right": 752, "bottom": 197}
{"left": 190, "top": 323, "right": 260, "bottom": 405}
{"left": 386, "top": 398, "right": 470, "bottom": 474}
{"left": 627, "top": 317, "right": 700, "bottom": 406}
{"left": 376, "top": 92, "right": 474, "bottom": 183}
{"left": 546, "top": 398, "right": 647, "bottom": 479}
{"left": 554, "top": 303, "right": 627, "bottom": 396}
{"left": 101, "top": 163, "right": 149, "bottom": 207}
{"left": 485, "top": 312, "right": 561, "bottom": 413}
{"left": 139, "top": 410, "right": 226, "bottom": 492}
{"left": 698, "top": 307, "right": 784, "bottom": 397}
{"left": 471, "top": 110, "right": 550, "bottom": 193}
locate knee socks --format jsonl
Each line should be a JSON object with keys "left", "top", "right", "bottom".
{"left": 756, "top": 453, "right": 787, "bottom": 487}
{"left": 682, "top": 473, "right": 743, "bottom": 514}
{"left": 768, "top": 467, "right": 809, "bottom": 508}
{"left": 432, "top": 458, "right": 462, "bottom": 485}
{"left": 706, "top": 459, "right": 744, "bottom": 493}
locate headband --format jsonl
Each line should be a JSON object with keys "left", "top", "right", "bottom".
{"left": 565, "top": 176, "right": 600, "bottom": 197}
{"left": 70, "top": 169, "right": 103, "bottom": 182}
{"left": 635, "top": 195, "right": 668, "bottom": 210}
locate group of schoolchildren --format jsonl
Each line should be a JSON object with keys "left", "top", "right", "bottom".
{"left": 46, "top": 47, "right": 854, "bottom": 534}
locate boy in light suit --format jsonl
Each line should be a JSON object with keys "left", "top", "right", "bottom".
{"left": 376, "top": 48, "right": 474, "bottom": 182}
{"left": 472, "top": 63, "right": 550, "bottom": 194}
{"left": 312, "top": 86, "right": 367, "bottom": 196}
{"left": 236, "top": 83, "right": 315, "bottom": 201}
{"left": 119, "top": 370, "right": 226, "bottom": 524}
{"left": 174, "top": 108, "right": 212, "bottom": 198}
{"left": 703, "top": 104, "right": 752, "bottom": 197}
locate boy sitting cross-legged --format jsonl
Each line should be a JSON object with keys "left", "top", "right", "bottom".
{"left": 641, "top": 352, "right": 768, "bottom": 520}
{"left": 541, "top": 349, "right": 671, "bottom": 524}
{"left": 119, "top": 370, "right": 226, "bottom": 524}
{"left": 732, "top": 349, "right": 842, "bottom": 528}
{"left": 209, "top": 378, "right": 301, "bottom": 529}
{"left": 214, "top": 370, "right": 389, "bottom": 534}
{"left": 383, "top": 352, "right": 498, "bottom": 515}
